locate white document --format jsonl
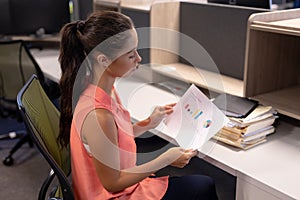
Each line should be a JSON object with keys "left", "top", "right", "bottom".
{"left": 158, "top": 84, "right": 229, "bottom": 150}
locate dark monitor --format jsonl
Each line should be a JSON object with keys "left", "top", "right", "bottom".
{"left": 0, "top": 0, "right": 70, "bottom": 37}
{"left": 179, "top": 2, "right": 268, "bottom": 80}
{"left": 0, "top": 0, "right": 12, "bottom": 37}
{"left": 207, "top": 0, "right": 229, "bottom": 4}
{"left": 208, "top": 0, "right": 272, "bottom": 9}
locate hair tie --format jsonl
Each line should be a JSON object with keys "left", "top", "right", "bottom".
{"left": 77, "top": 20, "right": 85, "bottom": 32}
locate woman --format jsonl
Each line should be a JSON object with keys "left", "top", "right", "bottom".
{"left": 58, "top": 11, "right": 218, "bottom": 200}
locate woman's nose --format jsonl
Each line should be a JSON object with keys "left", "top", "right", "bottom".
{"left": 136, "top": 51, "right": 142, "bottom": 63}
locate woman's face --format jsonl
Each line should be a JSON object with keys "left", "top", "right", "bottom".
{"left": 105, "top": 28, "right": 142, "bottom": 78}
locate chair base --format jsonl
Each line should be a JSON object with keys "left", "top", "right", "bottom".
{"left": 2, "top": 134, "right": 33, "bottom": 166}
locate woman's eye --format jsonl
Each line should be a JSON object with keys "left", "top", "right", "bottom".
{"left": 128, "top": 50, "right": 138, "bottom": 59}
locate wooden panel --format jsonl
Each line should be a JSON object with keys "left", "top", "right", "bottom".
{"left": 253, "top": 85, "right": 300, "bottom": 120}
{"left": 245, "top": 30, "right": 300, "bottom": 96}
{"left": 121, "top": 1, "right": 151, "bottom": 11}
{"left": 248, "top": 8, "right": 300, "bottom": 23}
{"left": 244, "top": 9, "right": 300, "bottom": 119}
{"left": 152, "top": 63, "right": 244, "bottom": 97}
{"left": 93, "top": 0, "right": 120, "bottom": 12}
{"left": 261, "top": 18, "right": 300, "bottom": 32}
{"left": 150, "top": 1, "right": 180, "bottom": 64}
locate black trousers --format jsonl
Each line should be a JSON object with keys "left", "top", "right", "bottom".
{"left": 161, "top": 175, "right": 218, "bottom": 200}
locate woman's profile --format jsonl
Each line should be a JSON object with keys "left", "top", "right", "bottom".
{"left": 58, "top": 11, "right": 218, "bottom": 200}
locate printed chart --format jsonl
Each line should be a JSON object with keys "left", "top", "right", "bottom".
{"left": 162, "top": 84, "right": 228, "bottom": 150}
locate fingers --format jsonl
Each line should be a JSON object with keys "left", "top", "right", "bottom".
{"left": 185, "top": 149, "right": 198, "bottom": 157}
{"left": 177, "top": 149, "right": 198, "bottom": 168}
{"left": 176, "top": 156, "right": 192, "bottom": 168}
{"left": 183, "top": 150, "right": 197, "bottom": 161}
{"left": 165, "top": 107, "right": 173, "bottom": 115}
{"left": 168, "top": 147, "right": 198, "bottom": 168}
{"left": 183, "top": 149, "right": 198, "bottom": 165}
{"left": 155, "top": 106, "right": 172, "bottom": 116}
{"left": 154, "top": 103, "right": 176, "bottom": 115}
{"left": 165, "top": 103, "right": 176, "bottom": 107}
{"left": 163, "top": 103, "right": 176, "bottom": 115}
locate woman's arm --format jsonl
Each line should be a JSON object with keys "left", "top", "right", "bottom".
{"left": 92, "top": 146, "right": 196, "bottom": 193}
{"left": 82, "top": 108, "right": 196, "bottom": 193}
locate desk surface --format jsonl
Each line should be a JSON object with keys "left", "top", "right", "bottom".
{"left": 116, "top": 75, "right": 300, "bottom": 200}
{"left": 33, "top": 49, "right": 300, "bottom": 200}
{"left": 30, "top": 49, "right": 61, "bottom": 83}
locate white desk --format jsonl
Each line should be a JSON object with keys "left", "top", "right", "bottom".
{"left": 30, "top": 49, "right": 61, "bottom": 83}
{"left": 116, "top": 76, "right": 300, "bottom": 200}
{"left": 33, "top": 50, "right": 300, "bottom": 200}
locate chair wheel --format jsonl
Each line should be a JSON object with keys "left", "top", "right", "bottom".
{"left": 3, "top": 156, "right": 14, "bottom": 166}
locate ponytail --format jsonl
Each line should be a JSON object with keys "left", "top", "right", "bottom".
{"left": 58, "top": 21, "right": 86, "bottom": 148}
{"left": 57, "top": 11, "right": 134, "bottom": 148}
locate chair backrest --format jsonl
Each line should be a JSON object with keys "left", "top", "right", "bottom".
{"left": 0, "top": 40, "right": 45, "bottom": 116}
{"left": 0, "top": 40, "right": 45, "bottom": 100}
{"left": 17, "top": 75, "right": 73, "bottom": 200}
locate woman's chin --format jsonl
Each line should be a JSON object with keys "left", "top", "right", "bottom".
{"left": 122, "top": 69, "right": 136, "bottom": 78}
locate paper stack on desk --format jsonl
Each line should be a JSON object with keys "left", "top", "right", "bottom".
{"left": 213, "top": 105, "right": 278, "bottom": 150}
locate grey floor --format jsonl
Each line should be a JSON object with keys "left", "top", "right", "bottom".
{"left": 0, "top": 119, "right": 236, "bottom": 200}
{"left": 0, "top": 139, "right": 50, "bottom": 199}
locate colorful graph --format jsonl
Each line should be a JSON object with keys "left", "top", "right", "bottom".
{"left": 184, "top": 104, "right": 203, "bottom": 120}
{"left": 184, "top": 103, "right": 212, "bottom": 128}
{"left": 203, "top": 120, "right": 212, "bottom": 128}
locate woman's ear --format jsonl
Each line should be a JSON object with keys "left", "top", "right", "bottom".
{"left": 96, "top": 54, "right": 109, "bottom": 68}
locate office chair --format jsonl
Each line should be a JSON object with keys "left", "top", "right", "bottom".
{"left": 17, "top": 74, "right": 73, "bottom": 200}
{"left": 0, "top": 40, "right": 50, "bottom": 165}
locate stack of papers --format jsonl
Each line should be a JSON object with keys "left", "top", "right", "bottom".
{"left": 213, "top": 105, "right": 278, "bottom": 150}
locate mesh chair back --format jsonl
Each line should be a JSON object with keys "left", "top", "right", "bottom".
{"left": 17, "top": 75, "right": 73, "bottom": 199}
{"left": 0, "top": 40, "right": 44, "bottom": 101}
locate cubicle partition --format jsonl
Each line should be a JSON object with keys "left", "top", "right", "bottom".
{"left": 179, "top": 2, "right": 267, "bottom": 80}
{"left": 150, "top": 1, "right": 268, "bottom": 97}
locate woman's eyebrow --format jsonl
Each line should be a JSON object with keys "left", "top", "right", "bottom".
{"left": 126, "top": 48, "right": 137, "bottom": 54}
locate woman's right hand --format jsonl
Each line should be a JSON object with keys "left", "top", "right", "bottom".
{"left": 162, "top": 147, "right": 198, "bottom": 168}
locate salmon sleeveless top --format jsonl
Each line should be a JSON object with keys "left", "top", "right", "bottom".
{"left": 70, "top": 84, "right": 168, "bottom": 200}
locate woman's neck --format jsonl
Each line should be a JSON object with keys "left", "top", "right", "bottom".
{"left": 93, "top": 72, "right": 116, "bottom": 96}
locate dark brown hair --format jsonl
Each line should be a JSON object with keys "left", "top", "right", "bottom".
{"left": 57, "top": 11, "right": 134, "bottom": 148}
